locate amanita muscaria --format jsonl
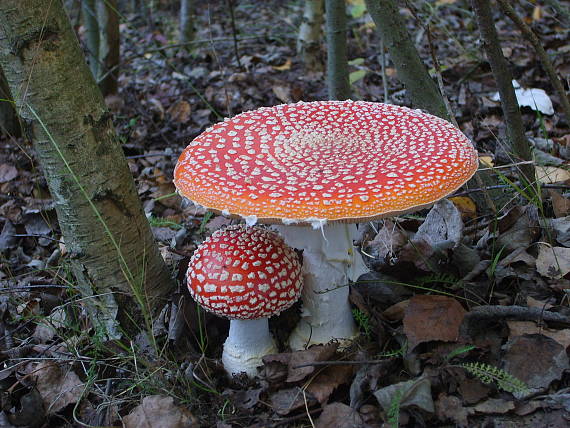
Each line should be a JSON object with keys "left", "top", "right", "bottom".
{"left": 175, "top": 100, "right": 478, "bottom": 350}
{"left": 187, "top": 225, "right": 302, "bottom": 376}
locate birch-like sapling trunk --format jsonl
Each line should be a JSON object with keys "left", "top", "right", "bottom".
{"left": 179, "top": 0, "right": 195, "bottom": 49}
{"left": 297, "top": 0, "right": 324, "bottom": 72}
{"left": 325, "top": 0, "right": 350, "bottom": 100}
{"left": 82, "top": 0, "right": 100, "bottom": 78}
{"left": 0, "top": 0, "right": 174, "bottom": 338}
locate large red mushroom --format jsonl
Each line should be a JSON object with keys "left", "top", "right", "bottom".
{"left": 176, "top": 101, "right": 478, "bottom": 349}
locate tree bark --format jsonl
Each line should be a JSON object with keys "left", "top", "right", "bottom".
{"left": 0, "top": 0, "right": 173, "bottom": 338}
{"left": 0, "top": 66, "right": 20, "bottom": 137}
{"left": 297, "top": 0, "right": 324, "bottom": 72}
{"left": 82, "top": 0, "right": 100, "bottom": 78}
{"left": 364, "top": 0, "right": 449, "bottom": 120}
{"left": 97, "top": 0, "right": 120, "bottom": 96}
{"left": 325, "top": 0, "right": 350, "bottom": 100}
{"left": 179, "top": 0, "right": 195, "bottom": 49}
{"left": 471, "top": 0, "right": 534, "bottom": 185}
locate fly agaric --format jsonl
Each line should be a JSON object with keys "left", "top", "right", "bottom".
{"left": 187, "top": 224, "right": 302, "bottom": 376}
{"left": 175, "top": 101, "right": 478, "bottom": 350}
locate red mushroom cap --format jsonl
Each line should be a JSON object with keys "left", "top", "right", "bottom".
{"left": 187, "top": 225, "right": 303, "bottom": 320}
{"left": 174, "top": 101, "right": 478, "bottom": 224}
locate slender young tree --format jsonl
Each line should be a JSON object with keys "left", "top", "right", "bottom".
{"left": 471, "top": 0, "right": 534, "bottom": 185}
{"left": 179, "top": 0, "right": 195, "bottom": 49}
{"left": 297, "top": 0, "right": 325, "bottom": 72}
{"left": 97, "top": 0, "right": 120, "bottom": 96}
{"left": 325, "top": 0, "right": 350, "bottom": 100}
{"left": 364, "top": 0, "right": 448, "bottom": 119}
{"left": 0, "top": 0, "right": 174, "bottom": 338}
{"left": 82, "top": 0, "right": 100, "bottom": 77}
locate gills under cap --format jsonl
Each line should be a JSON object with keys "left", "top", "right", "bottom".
{"left": 187, "top": 225, "right": 303, "bottom": 320}
{"left": 174, "top": 101, "right": 478, "bottom": 225}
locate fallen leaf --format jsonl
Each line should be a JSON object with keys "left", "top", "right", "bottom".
{"left": 30, "top": 362, "right": 85, "bottom": 414}
{"left": 272, "top": 58, "right": 292, "bottom": 71}
{"left": 492, "top": 80, "right": 554, "bottom": 115}
{"left": 403, "top": 295, "right": 466, "bottom": 349}
{"left": 479, "top": 155, "right": 494, "bottom": 167}
{"left": 167, "top": 100, "right": 191, "bottom": 124}
{"left": 272, "top": 85, "right": 292, "bottom": 103}
{"left": 435, "top": 393, "right": 472, "bottom": 427}
{"left": 472, "top": 398, "right": 515, "bottom": 414}
{"left": 374, "top": 377, "right": 434, "bottom": 414}
{"left": 502, "top": 334, "right": 569, "bottom": 394}
{"left": 550, "top": 216, "right": 570, "bottom": 246}
{"left": 123, "top": 395, "right": 197, "bottom": 428}
{"left": 365, "top": 219, "right": 407, "bottom": 261}
{"left": 536, "top": 245, "right": 570, "bottom": 279}
{"left": 306, "top": 364, "right": 353, "bottom": 404}
{"left": 548, "top": 190, "right": 570, "bottom": 218}
{"left": 269, "top": 387, "right": 317, "bottom": 415}
{"left": 449, "top": 196, "right": 477, "bottom": 221}
{"left": 413, "top": 200, "right": 463, "bottom": 249}
{"left": 316, "top": 402, "right": 364, "bottom": 428}
{"left": 0, "top": 163, "right": 18, "bottom": 183}
{"left": 536, "top": 166, "right": 570, "bottom": 184}
{"left": 507, "top": 321, "right": 570, "bottom": 349}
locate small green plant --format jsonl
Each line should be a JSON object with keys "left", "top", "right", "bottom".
{"left": 148, "top": 215, "right": 182, "bottom": 229}
{"left": 387, "top": 390, "right": 403, "bottom": 428}
{"left": 352, "top": 308, "right": 372, "bottom": 339}
{"left": 198, "top": 211, "right": 214, "bottom": 234}
{"left": 444, "top": 344, "right": 476, "bottom": 362}
{"left": 460, "top": 362, "right": 529, "bottom": 394}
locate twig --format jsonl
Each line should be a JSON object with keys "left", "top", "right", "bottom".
{"left": 496, "top": 0, "right": 570, "bottom": 125}
{"left": 293, "top": 359, "right": 393, "bottom": 369}
{"left": 226, "top": 0, "right": 242, "bottom": 70}
{"left": 451, "top": 183, "right": 570, "bottom": 198}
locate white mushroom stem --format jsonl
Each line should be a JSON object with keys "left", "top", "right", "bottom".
{"left": 273, "top": 223, "right": 368, "bottom": 350}
{"left": 222, "top": 318, "right": 277, "bottom": 376}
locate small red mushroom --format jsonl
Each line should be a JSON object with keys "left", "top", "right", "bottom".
{"left": 187, "top": 225, "right": 302, "bottom": 376}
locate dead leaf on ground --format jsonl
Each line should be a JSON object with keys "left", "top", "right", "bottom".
{"left": 0, "top": 163, "right": 18, "bottom": 183}
{"left": 471, "top": 398, "right": 515, "bottom": 414}
{"left": 550, "top": 216, "right": 570, "bottom": 247}
{"left": 536, "top": 244, "right": 570, "bottom": 279}
{"left": 29, "top": 361, "right": 85, "bottom": 414}
{"left": 123, "top": 395, "right": 197, "bottom": 428}
{"left": 315, "top": 402, "right": 363, "bottom": 428}
{"left": 403, "top": 295, "right": 466, "bottom": 349}
{"left": 306, "top": 364, "right": 354, "bottom": 404}
{"left": 507, "top": 320, "right": 570, "bottom": 350}
{"left": 435, "top": 393, "right": 472, "bottom": 427}
{"left": 374, "top": 377, "right": 434, "bottom": 414}
{"left": 365, "top": 219, "right": 407, "bottom": 261}
{"left": 548, "top": 190, "right": 570, "bottom": 218}
{"left": 536, "top": 166, "right": 570, "bottom": 184}
{"left": 269, "top": 387, "right": 317, "bottom": 415}
{"left": 262, "top": 343, "right": 338, "bottom": 383}
{"left": 502, "top": 334, "right": 569, "bottom": 394}
{"left": 167, "top": 100, "right": 191, "bottom": 124}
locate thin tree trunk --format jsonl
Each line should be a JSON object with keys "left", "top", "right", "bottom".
{"left": 0, "top": 0, "right": 174, "bottom": 338}
{"left": 82, "top": 0, "right": 100, "bottom": 78}
{"left": 471, "top": 0, "right": 534, "bottom": 185}
{"left": 297, "top": 0, "right": 324, "bottom": 72}
{"left": 179, "top": 0, "right": 195, "bottom": 49}
{"left": 364, "top": 0, "right": 449, "bottom": 120}
{"left": 0, "top": 67, "right": 20, "bottom": 137}
{"left": 97, "top": 0, "right": 119, "bottom": 96}
{"left": 497, "top": 0, "right": 570, "bottom": 125}
{"left": 325, "top": 0, "right": 350, "bottom": 100}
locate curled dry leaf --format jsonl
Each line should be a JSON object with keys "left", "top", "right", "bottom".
{"left": 167, "top": 100, "right": 192, "bottom": 124}
{"left": 374, "top": 377, "right": 434, "bottom": 414}
{"left": 123, "top": 395, "right": 197, "bottom": 428}
{"left": 29, "top": 361, "right": 85, "bottom": 414}
{"left": 536, "top": 245, "right": 570, "bottom": 279}
{"left": 403, "top": 295, "right": 466, "bottom": 350}
{"left": 315, "top": 402, "right": 364, "bottom": 428}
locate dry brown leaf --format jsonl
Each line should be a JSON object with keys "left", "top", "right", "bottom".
{"left": 123, "top": 395, "right": 197, "bottom": 428}
{"left": 507, "top": 320, "right": 570, "bottom": 350}
{"left": 403, "top": 295, "right": 466, "bottom": 349}
{"left": 472, "top": 398, "right": 515, "bottom": 414}
{"left": 167, "top": 100, "right": 191, "bottom": 124}
{"left": 435, "top": 393, "right": 472, "bottom": 427}
{"left": 0, "top": 164, "right": 18, "bottom": 183}
{"left": 272, "top": 58, "right": 292, "bottom": 71}
{"left": 548, "top": 190, "right": 570, "bottom": 218}
{"left": 272, "top": 85, "right": 292, "bottom": 103}
{"left": 536, "top": 166, "right": 570, "bottom": 184}
{"left": 383, "top": 299, "right": 409, "bottom": 321}
{"left": 449, "top": 196, "right": 477, "bottom": 221}
{"left": 315, "top": 402, "right": 363, "bottom": 428}
{"left": 306, "top": 364, "right": 353, "bottom": 404}
{"left": 536, "top": 245, "right": 570, "bottom": 279}
{"left": 30, "top": 362, "right": 85, "bottom": 414}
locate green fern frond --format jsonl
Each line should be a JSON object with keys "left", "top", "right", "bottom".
{"left": 387, "top": 390, "right": 403, "bottom": 428}
{"left": 460, "top": 362, "right": 529, "bottom": 394}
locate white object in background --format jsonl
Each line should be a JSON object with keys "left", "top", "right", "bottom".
{"left": 492, "top": 80, "right": 554, "bottom": 115}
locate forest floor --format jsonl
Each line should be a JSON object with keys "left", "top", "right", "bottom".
{"left": 1, "top": 0, "right": 570, "bottom": 427}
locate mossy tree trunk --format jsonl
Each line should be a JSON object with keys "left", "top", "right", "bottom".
{"left": 179, "top": 0, "right": 195, "bottom": 49}
{"left": 0, "top": 0, "right": 174, "bottom": 338}
{"left": 97, "top": 0, "right": 119, "bottom": 96}
{"left": 325, "top": 0, "right": 350, "bottom": 100}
